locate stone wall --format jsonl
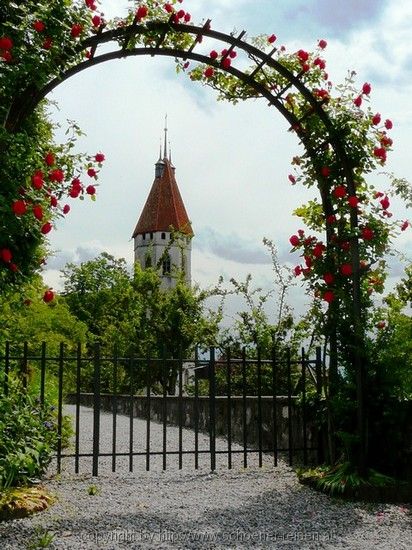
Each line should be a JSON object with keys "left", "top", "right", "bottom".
{"left": 67, "top": 393, "right": 319, "bottom": 459}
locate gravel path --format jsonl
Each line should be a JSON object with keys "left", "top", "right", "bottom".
{"left": 0, "top": 406, "right": 411, "bottom": 549}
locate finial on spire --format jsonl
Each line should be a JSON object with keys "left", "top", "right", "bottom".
{"left": 163, "top": 114, "right": 168, "bottom": 159}
{"left": 169, "top": 141, "right": 172, "bottom": 163}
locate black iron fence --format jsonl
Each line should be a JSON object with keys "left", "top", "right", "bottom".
{"left": 1, "top": 343, "right": 324, "bottom": 476}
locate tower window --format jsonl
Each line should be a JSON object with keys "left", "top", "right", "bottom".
{"left": 150, "top": 232, "right": 153, "bottom": 240}
{"left": 161, "top": 232, "right": 166, "bottom": 240}
{"left": 162, "top": 254, "right": 171, "bottom": 275}
{"left": 142, "top": 233, "right": 146, "bottom": 240}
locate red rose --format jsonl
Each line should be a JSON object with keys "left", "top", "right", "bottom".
{"left": 49, "top": 169, "right": 64, "bottom": 183}
{"left": 44, "top": 152, "right": 55, "bottom": 166}
{"left": 50, "top": 195, "right": 58, "bottom": 207}
{"left": 294, "top": 265, "right": 302, "bottom": 276}
{"left": 361, "top": 227, "right": 374, "bottom": 240}
{"left": 323, "top": 290, "right": 335, "bottom": 303}
{"left": 380, "top": 196, "right": 390, "bottom": 210}
{"left": 43, "top": 37, "right": 52, "bottom": 50}
{"left": 268, "top": 34, "right": 276, "bottom": 44}
{"left": 63, "top": 204, "right": 71, "bottom": 214}
{"left": 376, "top": 321, "right": 385, "bottom": 329}
{"left": 177, "top": 9, "right": 185, "bottom": 18}
{"left": 69, "top": 187, "right": 81, "bottom": 198}
{"left": 164, "top": 3, "right": 173, "bottom": 13}
{"left": 384, "top": 119, "right": 393, "bottom": 130}
{"left": 314, "top": 88, "right": 329, "bottom": 99}
{"left": 362, "top": 82, "right": 371, "bottom": 95}
{"left": 354, "top": 96, "right": 362, "bottom": 107}
{"left": 33, "top": 20, "right": 45, "bottom": 32}
{"left": 41, "top": 222, "right": 52, "bottom": 234}
{"left": 289, "top": 235, "right": 300, "bottom": 247}
{"left": 323, "top": 273, "right": 334, "bottom": 285}
{"left": 12, "top": 200, "right": 27, "bottom": 216}
{"left": 221, "top": 57, "right": 231, "bottom": 69}
{"left": 32, "top": 172, "right": 44, "bottom": 190}
{"left": 372, "top": 113, "right": 381, "bottom": 125}
{"left": 43, "top": 289, "right": 54, "bottom": 303}
{"left": 210, "top": 50, "right": 218, "bottom": 59}
{"left": 340, "top": 263, "right": 352, "bottom": 276}
{"left": 302, "top": 63, "right": 310, "bottom": 72}
{"left": 373, "top": 147, "right": 386, "bottom": 161}
{"left": 380, "top": 135, "right": 393, "bottom": 147}
{"left": 0, "top": 37, "right": 13, "bottom": 50}
{"left": 341, "top": 241, "right": 350, "bottom": 251}
{"left": 0, "top": 248, "right": 12, "bottom": 263}
{"left": 320, "top": 166, "right": 330, "bottom": 177}
{"left": 401, "top": 220, "right": 409, "bottom": 231}
{"left": 333, "top": 186, "right": 346, "bottom": 199}
{"left": 33, "top": 205, "right": 43, "bottom": 221}
{"left": 229, "top": 50, "right": 237, "bottom": 59}
{"left": 298, "top": 229, "right": 305, "bottom": 237}
{"left": 288, "top": 174, "right": 296, "bottom": 184}
{"left": 297, "top": 49, "right": 309, "bottom": 62}
{"left": 204, "top": 67, "right": 214, "bottom": 78}
{"left": 313, "top": 243, "right": 325, "bottom": 258}
{"left": 374, "top": 191, "right": 384, "bottom": 198}
{"left": 314, "top": 57, "right": 324, "bottom": 68}
{"left": 9, "top": 263, "right": 18, "bottom": 272}
{"left": 87, "top": 167, "right": 97, "bottom": 178}
{"left": 304, "top": 256, "right": 312, "bottom": 268}
{"left": 221, "top": 49, "right": 228, "bottom": 56}
{"left": 184, "top": 13, "right": 191, "bottom": 22}
{"left": 95, "top": 152, "right": 105, "bottom": 163}
{"left": 348, "top": 196, "right": 359, "bottom": 208}
{"left": 136, "top": 6, "right": 148, "bottom": 20}
{"left": 86, "top": 184, "right": 96, "bottom": 195}
{"left": 71, "top": 24, "right": 83, "bottom": 38}
{"left": 2, "top": 50, "right": 12, "bottom": 62}
{"left": 318, "top": 39, "right": 327, "bottom": 49}
{"left": 326, "top": 215, "right": 336, "bottom": 224}
{"left": 92, "top": 15, "right": 101, "bottom": 27}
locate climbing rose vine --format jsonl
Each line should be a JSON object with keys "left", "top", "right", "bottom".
{"left": 1, "top": 0, "right": 410, "bottom": 322}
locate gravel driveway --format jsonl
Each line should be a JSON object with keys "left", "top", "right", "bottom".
{"left": 0, "top": 406, "right": 411, "bottom": 549}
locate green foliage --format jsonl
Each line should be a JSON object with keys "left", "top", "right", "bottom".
{"left": 298, "top": 462, "right": 397, "bottom": 496}
{"left": 60, "top": 252, "right": 222, "bottom": 393}
{"left": 87, "top": 484, "right": 100, "bottom": 496}
{"left": 0, "top": 379, "right": 59, "bottom": 490}
{"left": 26, "top": 526, "right": 55, "bottom": 549}
{"left": 0, "top": 275, "right": 88, "bottom": 355}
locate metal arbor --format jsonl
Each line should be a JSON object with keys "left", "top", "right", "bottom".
{"left": 3, "top": 17, "right": 367, "bottom": 471}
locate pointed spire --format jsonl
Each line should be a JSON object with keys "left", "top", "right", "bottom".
{"left": 163, "top": 114, "right": 168, "bottom": 159}
{"left": 158, "top": 138, "right": 162, "bottom": 161}
{"left": 169, "top": 141, "right": 172, "bottom": 163}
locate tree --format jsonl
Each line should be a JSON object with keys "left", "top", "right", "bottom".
{"left": 61, "top": 253, "right": 223, "bottom": 393}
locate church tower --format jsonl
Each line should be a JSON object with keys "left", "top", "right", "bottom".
{"left": 132, "top": 124, "right": 193, "bottom": 289}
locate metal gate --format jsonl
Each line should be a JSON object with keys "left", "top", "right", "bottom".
{"left": 1, "top": 343, "right": 324, "bottom": 476}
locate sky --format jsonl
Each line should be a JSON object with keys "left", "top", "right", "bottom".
{"left": 43, "top": 0, "right": 412, "bottom": 324}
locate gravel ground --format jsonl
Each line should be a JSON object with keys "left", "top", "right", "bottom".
{"left": 0, "top": 406, "right": 411, "bottom": 550}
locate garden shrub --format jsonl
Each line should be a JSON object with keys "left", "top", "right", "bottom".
{"left": 0, "top": 379, "right": 59, "bottom": 489}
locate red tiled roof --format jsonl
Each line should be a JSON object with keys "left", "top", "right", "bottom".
{"left": 132, "top": 159, "right": 193, "bottom": 237}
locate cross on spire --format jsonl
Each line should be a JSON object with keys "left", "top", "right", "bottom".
{"left": 163, "top": 114, "right": 168, "bottom": 159}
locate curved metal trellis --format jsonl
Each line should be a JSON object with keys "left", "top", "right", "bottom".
{"left": 3, "top": 18, "right": 367, "bottom": 471}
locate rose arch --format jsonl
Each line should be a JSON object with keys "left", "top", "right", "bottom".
{"left": 1, "top": 1, "right": 405, "bottom": 472}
